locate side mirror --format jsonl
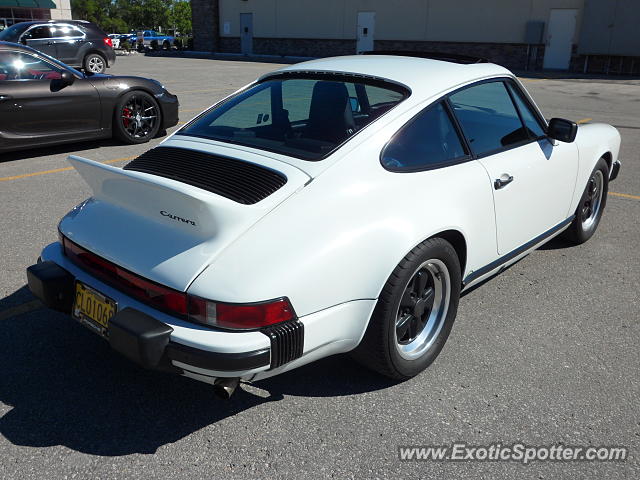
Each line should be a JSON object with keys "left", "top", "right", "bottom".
{"left": 60, "top": 70, "right": 75, "bottom": 86}
{"left": 547, "top": 118, "right": 577, "bottom": 143}
{"left": 20, "top": 37, "right": 27, "bottom": 45}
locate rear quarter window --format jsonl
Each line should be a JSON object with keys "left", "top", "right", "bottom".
{"left": 381, "top": 101, "right": 468, "bottom": 172}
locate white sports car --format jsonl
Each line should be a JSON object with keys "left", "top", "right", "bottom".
{"left": 27, "top": 53, "right": 621, "bottom": 398}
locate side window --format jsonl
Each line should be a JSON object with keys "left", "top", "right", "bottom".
{"left": 23, "top": 26, "right": 53, "bottom": 40}
{"left": 381, "top": 102, "right": 467, "bottom": 171}
{"left": 507, "top": 82, "right": 546, "bottom": 138}
{"left": 52, "top": 25, "right": 84, "bottom": 38}
{"left": 449, "top": 81, "right": 528, "bottom": 156}
{"left": 0, "top": 51, "right": 62, "bottom": 81}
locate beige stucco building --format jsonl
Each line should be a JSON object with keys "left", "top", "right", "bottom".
{"left": 0, "top": 0, "right": 71, "bottom": 30}
{"left": 192, "top": 0, "right": 639, "bottom": 73}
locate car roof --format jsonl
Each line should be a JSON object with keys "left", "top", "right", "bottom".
{"left": 267, "top": 55, "right": 513, "bottom": 99}
{"left": 10, "top": 20, "right": 91, "bottom": 26}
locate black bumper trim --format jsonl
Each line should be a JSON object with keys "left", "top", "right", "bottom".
{"left": 26, "top": 261, "right": 75, "bottom": 313}
{"left": 166, "top": 342, "right": 270, "bottom": 372}
{"left": 261, "top": 321, "right": 304, "bottom": 369}
{"left": 610, "top": 160, "right": 621, "bottom": 182}
{"left": 26, "top": 262, "right": 271, "bottom": 373}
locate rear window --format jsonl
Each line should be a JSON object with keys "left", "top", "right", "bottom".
{"left": 179, "top": 74, "right": 409, "bottom": 160}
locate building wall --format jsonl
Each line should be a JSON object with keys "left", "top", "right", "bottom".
{"left": 579, "top": 0, "right": 640, "bottom": 56}
{"left": 199, "top": 0, "right": 639, "bottom": 73}
{"left": 192, "top": 0, "right": 220, "bottom": 51}
{"left": 218, "top": 0, "right": 584, "bottom": 43}
{"left": 50, "top": 0, "right": 72, "bottom": 20}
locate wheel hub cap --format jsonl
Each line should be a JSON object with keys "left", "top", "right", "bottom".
{"left": 394, "top": 259, "right": 451, "bottom": 360}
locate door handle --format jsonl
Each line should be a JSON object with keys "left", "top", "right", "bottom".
{"left": 47, "top": 41, "right": 54, "bottom": 45}
{"left": 494, "top": 174, "right": 514, "bottom": 190}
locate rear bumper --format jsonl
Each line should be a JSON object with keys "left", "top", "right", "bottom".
{"left": 27, "top": 242, "right": 375, "bottom": 383}
{"left": 26, "top": 253, "right": 276, "bottom": 377}
{"left": 158, "top": 91, "right": 179, "bottom": 129}
{"left": 105, "top": 47, "right": 116, "bottom": 67}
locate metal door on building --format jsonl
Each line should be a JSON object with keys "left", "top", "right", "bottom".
{"left": 543, "top": 9, "right": 578, "bottom": 70}
{"left": 240, "top": 13, "right": 253, "bottom": 55}
{"left": 356, "top": 12, "right": 375, "bottom": 54}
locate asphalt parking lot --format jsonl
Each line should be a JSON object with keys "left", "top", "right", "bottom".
{"left": 0, "top": 55, "right": 638, "bottom": 479}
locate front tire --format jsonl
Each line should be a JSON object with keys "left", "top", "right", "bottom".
{"left": 113, "top": 91, "right": 162, "bottom": 144}
{"left": 562, "top": 158, "right": 609, "bottom": 245}
{"left": 84, "top": 53, "right": 106, "bottom": 74}
{"left": 352, "top": 238, "right": 462, "bottom": 380}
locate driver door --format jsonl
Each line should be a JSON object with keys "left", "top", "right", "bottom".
{"left": 0, "top": 48, "right": 100, "bottom": 141}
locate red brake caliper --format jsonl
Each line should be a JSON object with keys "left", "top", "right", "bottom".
{"left": 122, "top": 107, "right": 133, "bottom": 128}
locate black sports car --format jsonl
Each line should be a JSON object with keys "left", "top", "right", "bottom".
{"left": 0, "top": 41, "right": 179, "bottom": 153}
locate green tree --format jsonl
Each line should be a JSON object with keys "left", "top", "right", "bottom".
{"left": 169, "top": 1, "right": 192, "bottom": 34}
{"left": 72, "top": 0, "right": 191, "bottom": 34}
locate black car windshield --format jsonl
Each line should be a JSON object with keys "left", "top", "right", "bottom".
{"left": 179, "top": 74, "right": 409, "bottom": 160}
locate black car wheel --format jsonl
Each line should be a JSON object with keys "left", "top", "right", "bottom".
{"left": 113, "top": 91, "right": 162, "bottom": 144}
{"left": 84, "top": 53, "right": 106, "bottom": 74}
{"left": 162, "top": 40, "right": 171, "bottom": 50}
{"left": 562, "top": 157, "right": 609, "bottom": 244}
{"left": 352, "top": 237, "right": 462, "bottom": 380}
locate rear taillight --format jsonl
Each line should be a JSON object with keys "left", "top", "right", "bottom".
{"left": 60, "top": 234, "right": 295, "bottom": 330}
{"left": 62, "top": 236, "right": 188, "bottom": 316}
{"left": 104, "top": 37, "right": 113, "bottom": 48}
{"left": 189, "top": 297, "right": 296, "bottom": 330}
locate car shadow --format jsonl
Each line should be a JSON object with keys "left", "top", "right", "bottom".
{"left": 537, "top": 236, "right": 574, "bottom": 251}
{"left": 0, "top": 286, "right": 397, "bottom": 456}
{"left": 0, "top": 139, "right": 122, "bottom": 164}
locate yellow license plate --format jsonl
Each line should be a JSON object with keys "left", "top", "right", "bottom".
{"left": 72, "top": 282, "right": 116, "bottom": 337}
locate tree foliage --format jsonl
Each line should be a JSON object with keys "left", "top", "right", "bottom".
{"left": 70, "top": 0, "right": 192, "bottom": 34}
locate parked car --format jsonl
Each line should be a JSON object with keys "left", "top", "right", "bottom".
{"left": 107, "top": 33, "right": 120, "bottom": 50}
{"left": 27, "top": 54, "right": 621, "bottom": 398}
{"left": 0, "top": 41, "right": 179, "bottom": 153}
{"left": 130, "top": 30, "right": 174, "bottom": 51}
{"left": 0, "top": 20, "right": 115, "bottom": 74}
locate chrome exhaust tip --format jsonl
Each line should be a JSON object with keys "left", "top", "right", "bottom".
{"left": 213, "top": 377, "right": 240, "bottom": 400}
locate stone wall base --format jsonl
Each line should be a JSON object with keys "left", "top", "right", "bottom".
{"left": 215, "top": 37, "right": 640, "bottom": 74}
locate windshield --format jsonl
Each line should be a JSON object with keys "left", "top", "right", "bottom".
{"left": 0, "top": 23, "right": 27, "bottom": 41}
{"left": 179, "top": 74, "right": 409, "bottom": 160}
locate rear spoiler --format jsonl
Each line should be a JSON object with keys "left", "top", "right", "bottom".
{"left": 68, "top": 155, "right": 266, "bottom": 238}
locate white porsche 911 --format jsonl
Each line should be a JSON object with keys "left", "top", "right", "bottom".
{"left": 27, "top": 53, "right": 621, "bottom": 398}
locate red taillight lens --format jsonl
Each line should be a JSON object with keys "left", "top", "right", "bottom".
{"left": 60, "top": 234, "right": 294, "bottom": 330}
{"left": 62, "top": 236, "right": 188, "bottom": 316}
{"left": 189, "top": 296, "right": 295, "bottom": 330}
{"left": 104, "top": 37, "right": 113, "bottom": 48}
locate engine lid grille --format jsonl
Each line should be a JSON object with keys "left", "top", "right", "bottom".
{"left": 124, "top": 146, "right": 288, "bottom": 205}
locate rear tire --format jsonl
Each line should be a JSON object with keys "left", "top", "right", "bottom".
{"left": 352, "top": 238, "right": 461, "bottom": 380}
{"left": 84, "top": 53, "right": 106, "bottom": 74}
{"left": 113, "top": 91, "right": 162, "bottom": 144}
{"left": 562, "top": 158, "right": 609, "bottom": 245}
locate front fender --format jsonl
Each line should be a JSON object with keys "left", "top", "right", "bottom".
{"left": 571, "top": 123, "right": 621, "bottom": 212}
